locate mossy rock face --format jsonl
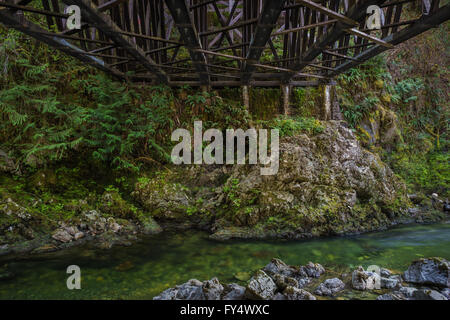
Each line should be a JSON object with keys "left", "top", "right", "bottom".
{"left": 100, "top": 190, "right": 139, "bottom": 220}
{"left": 357, "top": 105, "right": 402, "bottom": 151}
{"left": 129, "top": 121, "right": 427, "bottom": 240}
{"left": 27, "top": 170, "right": 58, "bottom": 193}
{"left": 208, "top": 121, "right": 412, "bottom": 239}
{"left": 132, "top": 175, "right": 192, "bottom": 221}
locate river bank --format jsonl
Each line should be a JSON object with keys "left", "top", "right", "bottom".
{"left": 1, "top": 122, "right": 448, "bottom": 258}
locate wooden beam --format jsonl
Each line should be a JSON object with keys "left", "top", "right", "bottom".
{"left": 332, "top": 4, "right": 450, "bottom": 76}
{"left": 283, "top": 0, "right": 387, "bottom": 82}
{"left": 242, "top": 0, "right": 287, "bottom": 84}
{"left": 63, "top": 0, "right": 169, "bottom": 84}
{"left": 164, "top": 0, "right": 210, "bottom": 85}
{"left": 284, "top": 0, "right": 359, "bottom": 26}
{"left": 345, "top": 28, "right": 395, "bottom": 48}
{"left": 0, "top": 9, "right": 124, "bottom": 79}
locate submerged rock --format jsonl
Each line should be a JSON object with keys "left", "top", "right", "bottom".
{"left": 403, "top": 258, "right": 449, "bottom": 288}
{"left": 314, "top": 278, "right": 345, "bottom": 296}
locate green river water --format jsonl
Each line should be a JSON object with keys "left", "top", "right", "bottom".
{"left": 0, "top": 222, "right": 449, "bottom": 299}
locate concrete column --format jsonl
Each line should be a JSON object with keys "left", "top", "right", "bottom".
{"left": 281, "top": 84, "right": 291, "bottom": 116}
{"left": 321, "top": 84, "right": 332, "bottom": 120}
{"left": 242, "top": 85, "right": 250, "bottom": 110}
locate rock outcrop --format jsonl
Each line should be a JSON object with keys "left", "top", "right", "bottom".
{"left": 134, "top": 121, "right": 419, "bottom": 241}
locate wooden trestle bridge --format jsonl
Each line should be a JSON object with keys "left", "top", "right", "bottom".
{"left": 0, "top": 0, "right": 449, "bottom": 88}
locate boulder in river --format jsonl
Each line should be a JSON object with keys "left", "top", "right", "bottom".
{"left": 283, "top": 286, "right": 316, "bottom": 300}
{"left": 153, "top": 279, "right": 205, "bottom": 300}
{"left": 314, "top": 278, "right": 345, "bottom": 296}
{"left": 403, "top": 258, "right": 449, "bottom": 288}
{"left": 245, "top": 270, "right": 277, "bottom": 300}
{"left": 223, "top": 283, "right": 245, "bottom": 300}
{"left": 202, "top": 277, "right": 224, "bottom": 300}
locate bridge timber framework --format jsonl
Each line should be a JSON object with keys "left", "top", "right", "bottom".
{"left": 0, "top": 0, "right": 449, "bottom": 89}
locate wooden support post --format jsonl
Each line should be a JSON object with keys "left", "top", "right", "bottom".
{"left": 242, "top": 85, "right": 250, "bottom": 110}
{"left": 281, "top": 84, "right": 291, "bottom": 116}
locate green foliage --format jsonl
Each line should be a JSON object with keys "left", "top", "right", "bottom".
{"left": 73, "top": 75, "right": 174, "bottom": 171}
{"left": 342, "top": 96, "right": 379, "bottom": 128}
{"left": 387, "top": 149, "right": 449, "bottom": 196}
{"left": 389, "top": 78, "right": 424, "bottom": 103}
{"left": 260, "top": 116, "right": 324, "bottom": 137}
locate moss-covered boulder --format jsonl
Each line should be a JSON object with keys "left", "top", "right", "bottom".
{"left": 211, "top": 121, "right": 413, "bottom": 239}
{"left": 132, "top": 175, "right": 192, "bottom": 221}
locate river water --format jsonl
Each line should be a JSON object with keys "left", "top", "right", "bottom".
{"left": 0, "top": 222, "right": 449, "bottom": 299}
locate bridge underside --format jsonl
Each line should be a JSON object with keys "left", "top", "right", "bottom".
{"left": 0, "top": 0, "right": 449, "bottom": 87}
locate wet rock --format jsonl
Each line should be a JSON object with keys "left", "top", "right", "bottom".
{"left": 263, "top": 258, "right": 297, "bottom": 277}
{"left": 314, "top": 278, "right": 345, "bottom": 296}
{"left": 283, "top": 286, "right": 316, "bottom": 300}
{"left": 109, "top": 222, "right": 122, "bottom": 233}
{"left": 381, "top": 277, "right": 399, "bottom": 289}
{"left": 300, "top": 262, "right": 325, "bottom": 278}
{"left": 272, "top": 273, "right": 299, "bottom": 291}
{"left": 245, "top": 270, "right": 277, "bottom": 300}
{"left": 380, "top": 268, "right": 392, "bottom": 277}
{"left": 202, "top": 278, "right": 224, "bottom": 300}
{"left": 440, "top": 288, "right": 450, "bottom": 299}
{"left": 223, "top": 283, "right": 245, "bottom": 300}
{"left": 403, "top": 258, "right": 449, "bottom": 288}
{"left": 377, "top": 293, "right": 395, "bottom": 300}
{"left": 73, "top": 232, "right": 85, "bottom": 240}
{"left": 398, "top": 286, "right": 418, "bottom": 298}
{"left": 352, "top": 266, "right": 381, "bottom": 290}
{"left": 64, "top": 226, "right": 79, "bottom": 236}
{"left": 153, "top": 279, "right": 205, "bottom": 300}
{"left": 51, "top": 229, "right": 73, "bottom": 243}
{"left": 412, "top": 288, "right": 447, "bottom": 300}
{"left": 272, "top": 293, "right": 287, "bottom": 300}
